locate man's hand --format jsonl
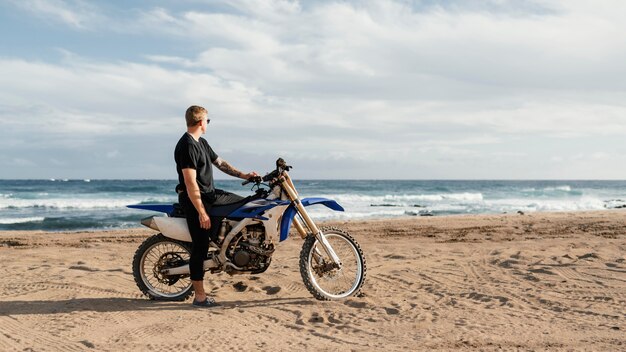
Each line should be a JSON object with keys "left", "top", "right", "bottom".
{"left": 199, "top": 212, "right": 211, "bottom": 230}
{"left": 243, "top": 171, "right": 259, "bottom": 180}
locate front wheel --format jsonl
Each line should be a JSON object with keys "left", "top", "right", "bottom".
{"left": 132, "top": 233, "right": 193, "bottom": 301}
{"left": 299, "top": 227, "right": 366, "bottom": 300}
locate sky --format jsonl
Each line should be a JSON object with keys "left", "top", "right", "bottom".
{"left": 0, "top": 0, "right": 625, "bottom": 180}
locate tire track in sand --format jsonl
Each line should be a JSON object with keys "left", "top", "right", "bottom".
{"left": 0, "top": 316, "right": 86, "bottom": 352}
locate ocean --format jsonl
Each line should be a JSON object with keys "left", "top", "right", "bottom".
{"left": 0, "top": 179, "right": 625, "bottom": 231}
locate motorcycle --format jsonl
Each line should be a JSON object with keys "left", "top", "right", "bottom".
{"left": 127, "top": 158, "right": 366, "bottom": 301}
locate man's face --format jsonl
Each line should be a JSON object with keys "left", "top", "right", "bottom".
{"left": 200, "top": 113, "right": 209, "bottom": 134}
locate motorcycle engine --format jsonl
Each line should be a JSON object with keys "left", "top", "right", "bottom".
{"left": 230, "top": 224, "right": 274, "bottom": 271}
{"left": 233, "top": 248, "right": 252, "bottom": 267}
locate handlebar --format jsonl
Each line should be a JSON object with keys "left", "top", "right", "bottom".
{"left": 241, "top": 175, "right": 262, "bottom": 186}
{"left": 241, "top": 158, "right": 293, "bottom": 186}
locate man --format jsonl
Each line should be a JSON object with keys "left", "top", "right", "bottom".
{"left": 174, "top": 105, "right": 258, "bottom": 308}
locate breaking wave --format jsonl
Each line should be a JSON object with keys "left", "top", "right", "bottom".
{"left": 0, "top": 197, "right": 175, "bottom": 210}
{"left": 0, "top": 217, "right": 45, "bottom": 225}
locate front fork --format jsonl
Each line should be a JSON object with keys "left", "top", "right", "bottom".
{"left": 280, "top": 174, "right": 343, "bottom": 268}
{"left": 289, "top": 218, "right": 322, "bottom": 264}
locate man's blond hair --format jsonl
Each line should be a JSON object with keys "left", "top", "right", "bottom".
{"left": 185, "top": 105, "right": 207, "bottom": 127}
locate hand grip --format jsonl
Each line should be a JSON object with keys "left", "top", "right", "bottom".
{"left": 242, "top": 175, "right": 262, "bottom": 186}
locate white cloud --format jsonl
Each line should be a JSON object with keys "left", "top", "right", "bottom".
{"left": 8, "top": 0, "right": 101, "bottom": 29}
{"left": 144, "top": 55, "right": 197, "bottom": 68}
{"left": 0, "top": 56, "right": 264, "bottom": 130}
{"left": 146, "top": 1, "right": 625, "bottom": 92}
{"left": 2, "top": 0, "right": 626, "bottom": 178}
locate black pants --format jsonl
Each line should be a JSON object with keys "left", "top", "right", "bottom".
{"left": 179, "top": 189, "right": 244, "bottom": 281}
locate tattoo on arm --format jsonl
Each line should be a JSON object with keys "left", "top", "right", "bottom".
{"left": 213, "top": 157, "right": 243, "bottom": 178}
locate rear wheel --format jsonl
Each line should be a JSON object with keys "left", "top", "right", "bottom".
{"left": 132, "top": 233, "right": 193, "bottom": 301}
{"left": 299, "top": 227, "right": 366, "bottom": 300}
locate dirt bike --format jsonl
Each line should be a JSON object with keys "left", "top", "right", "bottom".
{"left": 127, "top": 158, "right": 366, "bottom": 301}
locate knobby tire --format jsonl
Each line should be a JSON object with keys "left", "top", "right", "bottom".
{"left": 299, "top": 226, "right": 367, "bottom": 300}
{"left": 132, "top": 233, "right": 194, "bottom": 301}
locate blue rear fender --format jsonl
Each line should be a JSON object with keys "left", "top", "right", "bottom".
{"left": 127, "top": 204, "right": 173, "bottom": 214}
{"left": 279, "top": 197, "right": 344, "bottom": 241}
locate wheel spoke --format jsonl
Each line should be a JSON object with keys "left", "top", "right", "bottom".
{"left": 304, "top": 230, "right": 364, "bottom": 299}
{"left": 139, "top": 240, "right": 193, "bottom": 298}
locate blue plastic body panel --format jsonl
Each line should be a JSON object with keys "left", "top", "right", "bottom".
{"left": 128, "top": 197, "right": 343, "bottom": 242}
{"left": 279, "top": 197, "right": 344, "bottom": 241}
{"left": 127, "top": 204, "right": 173, "bottom": 214}
{"left": 227, "top": 199, "right": 291, "bottom": 220}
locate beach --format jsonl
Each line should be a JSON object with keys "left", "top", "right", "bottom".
{"left": 1, "top": 210, "right": 624, "bottom": 351}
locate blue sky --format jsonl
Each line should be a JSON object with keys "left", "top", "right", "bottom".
{"left": 1, "top": 0, "right": 625, "bottom": 179}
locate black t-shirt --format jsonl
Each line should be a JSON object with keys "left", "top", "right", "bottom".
{"left": 174, "top": 133, "right": 219, "bottom": 194}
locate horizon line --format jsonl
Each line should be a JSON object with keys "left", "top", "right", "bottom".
{"left": 1, "top": 178, "right": 626, "bottom": 182}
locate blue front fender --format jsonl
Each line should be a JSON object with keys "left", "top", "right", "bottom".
{"left": 279, "top": 197, "right": 344, "bottom": 241}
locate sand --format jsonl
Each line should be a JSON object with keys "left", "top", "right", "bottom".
{"left": 0, "top": 210, "right": 625, "bottom": 351}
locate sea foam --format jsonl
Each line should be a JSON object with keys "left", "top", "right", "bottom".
{"left": 0, "top": 217, "right": 45, "bottom": 224}
{"left": 321, "top": 192, "right": 484, "bottom": 204}
{"left": 0, "top": 197, "right": 175, "bottom": 210}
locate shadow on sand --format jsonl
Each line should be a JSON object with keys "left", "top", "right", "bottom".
{"left": 0, "top": 296, "right": 317, "bottom": 316}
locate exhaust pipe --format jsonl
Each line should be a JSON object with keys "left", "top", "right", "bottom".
{"left": 141, "top": 216, "right": 159, "bottom": 231}
{"left": 162, "top": 258, "right": 218, "bottom": 275}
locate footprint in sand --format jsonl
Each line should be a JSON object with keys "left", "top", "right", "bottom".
{"left": 528, "top": 267, "right": 556, "bottom": 275}
{"left": 79, "top": 340, "right": 95, "bottom": 348}
{"left": 491, "top": 259, "right": 519, "bottom": 269}
{"left": 578, "top": 252, "right": 599, "bottom": 260}
{"left": 327, "top": 314, "right": 343, "bottom": 324}
{"left": 384, "top": 307, "right": 400, "bottom": 315}
{"left": 383, "top": 254, "right": 407, "bottom": 260}
{"left": 308, "top": 313, "right": 324, "bottom": 323}
{"left": 233, "top": 281, "right": 248, "bottom": 292}
{"left": 344, "top": 299, "right": 367, "bottom": 308}
{"left": 69, "top": 265, "right": 99, "bottom": 272}
{"left": 262, "top": 286, "right": 281, "bottom": 295}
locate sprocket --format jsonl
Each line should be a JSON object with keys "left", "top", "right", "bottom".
{"left": 152, "top": 252, "right": 186, "bottom": 285}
